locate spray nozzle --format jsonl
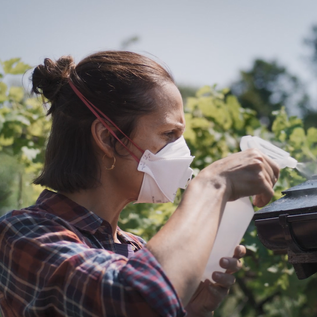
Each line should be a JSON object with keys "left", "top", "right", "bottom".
{"left": 240, "top": 136, "right": 297, "bottom": 170}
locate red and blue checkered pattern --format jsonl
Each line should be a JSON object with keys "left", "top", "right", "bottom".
{"left": 0, "top": 190, "right": 185, "bottom": 316}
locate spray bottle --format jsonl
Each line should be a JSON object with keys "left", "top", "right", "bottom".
{"left": 201, "top": 136, "right": 297, "bottom": 282}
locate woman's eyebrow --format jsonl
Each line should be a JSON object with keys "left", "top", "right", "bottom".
{"left": 162, "top": 123, "right": 185, "bottom": 131}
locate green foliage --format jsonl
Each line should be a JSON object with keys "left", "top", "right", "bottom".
{"left": 2, "top": 58, "right": 317, "bottom": 316}
{"left": 0, "top": 153, "right": 21, "bottom": 211}
{"left": 119, "top": 202, "right": 177, "bottom": 242}
{"left": 0, "top": 59, "right": 50, "bottom": 211}
{"left": 183, "top": 85, "right": 261, "bottom": 168}
{"left": 1, "top": 58, "right": 30, "bottom": 75}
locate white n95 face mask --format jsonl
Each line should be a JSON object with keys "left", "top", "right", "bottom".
{"left": 135, "top": 136, "right": 194, "bottom": 204}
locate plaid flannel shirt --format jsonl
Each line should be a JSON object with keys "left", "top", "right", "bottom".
{"left": 0, "top": 190, "right": 185, "bottom": 317}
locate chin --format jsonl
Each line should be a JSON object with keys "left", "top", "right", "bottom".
{"left": 127, "top": 195, "right": 139, "bottom": 204}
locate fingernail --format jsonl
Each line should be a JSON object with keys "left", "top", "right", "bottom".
{"left": 222, "top": 259, "right": 229, "bottom": 267}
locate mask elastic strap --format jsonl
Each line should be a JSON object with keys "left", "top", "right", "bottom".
{"left": 68, "top": 79, "right": 144, "bottom": 163}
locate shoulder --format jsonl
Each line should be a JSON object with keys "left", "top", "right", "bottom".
{"left": 0, "top": 206, "right": 87, "bottom": 247}
{"left": 0, "top": 206, "right": 73, "bottom": 229}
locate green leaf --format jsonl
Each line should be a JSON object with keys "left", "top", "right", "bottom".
{"left": 0, "top": 112, "right": 4, "bottom": 132}
{"left": 186, "top": 97, "right": 198, "bottom": 110}
{"left": 0, "top": 82, "right": 7, "bottom": 103}
{"left": 221, "top": 87, "right": 230, "bottom": 94}
{"left": 278, "top": 273, "right": 290, "bottom": 290}
{"left": 8, "top": 86, "right": 24, "bottom": 102}
{"left": 197, "top": 97, "right": 217, "bottom": 117}
{"left": 196, "top": 85, "right": 212, "bottom": 97}
{"left": 183, "top": 113, "right": 196, "bottom": 143}
{"left": 289, "top": 127, "right": 305, "bottom": 147}
{"left": 0, "top": 134, "right": 14, "bottom": 146}
{"left": 4, "top": 112, "right": 31, "bottom": 126}
{"left": 1, "top": 58, "right": 31, "bottom": 75}
{"left": 307, "top": 127, "right": 317, "bottom": 146}
{"left": 272, "top": 107, "right": 289, "bottom": 136}
{"left": 190, "top": 117, "right": 210, "bottom": 129}
{"left": 227, "top": 95, "right": 244, "bottom": 130}
{"left": 25, "top": 97, "right": 43, "bottom": 110}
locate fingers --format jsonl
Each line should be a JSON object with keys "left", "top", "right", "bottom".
{"left": 207, "top": 283, "right": 230, "bottom": 311}
{"left": 186, "top": 280, "right": 230, "bottom": 314}
{"left": 212, "top": 271, "right": 235, "bottom": 288}
{"left": 218, "top": 149, "right": 278, "bottom": 202}
{"left": 262, "top": 153, "right": 280, "bottom": 185}
{"left": 215, "top": 246, "right": 246, "bottom": 278}
{"left": 257, "top": 152, "right": 279, "bottom": 186}
{"left": 219, "top": 257, "right": 243, "bottom": 274}
{"left": 252, "top": 152, "right": 280, "bottom": 207}
{"left": 249, "top": 150, "right": 277, "bottom": 189}
{"left": 233, "top": 245, "right": 246, "bottom": 259}
{"left": 241, "top": 149, "right": 279, "bottom": 206}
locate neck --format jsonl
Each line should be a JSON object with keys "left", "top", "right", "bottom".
{"left": 60, "top": 185, "right": 131, "bottom": 243}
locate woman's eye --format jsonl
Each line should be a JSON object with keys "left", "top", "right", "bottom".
{"left": 164, "top": 131, "right": 175, "bottom": 139}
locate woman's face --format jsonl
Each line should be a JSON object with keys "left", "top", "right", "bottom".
{"left": 132, "top": 82, "right": 185, "bottom": 154}
{"left": 113, "top": 81, "right": 185, "bottom": 201}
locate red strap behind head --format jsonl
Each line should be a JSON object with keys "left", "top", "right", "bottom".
{"left": 68, "top": 79, "right": 144, "bottom": 163}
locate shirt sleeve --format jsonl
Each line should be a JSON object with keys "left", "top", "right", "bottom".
{"left": 0, "top": 212, "right": 186, "bottom": 317}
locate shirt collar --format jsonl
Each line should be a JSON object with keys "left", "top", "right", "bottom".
{"left": 36, "top": 190, "right": 143, "bottom": 250}
{"left": 117, "top": 227, "right": 144, "bottom": 250}
{"left": 36, "top": 189, "right": 105, "bottom": 234}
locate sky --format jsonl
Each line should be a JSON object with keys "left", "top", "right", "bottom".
{"left": 1, "top": 0, "right": 317, "bottom": 94}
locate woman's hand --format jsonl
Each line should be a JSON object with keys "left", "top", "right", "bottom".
{"left": 185, "top": 245, "right": 246, "bottom": 317}
{"left": 197, "top": 148, "right": 280, "bottom": 207}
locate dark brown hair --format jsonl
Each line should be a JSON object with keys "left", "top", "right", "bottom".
{"left": 32, "top": 51, "right": 174, "bottom": 192}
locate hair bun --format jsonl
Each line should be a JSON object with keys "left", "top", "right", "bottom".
{"left": 32, "top": 56, "right": 75, "bottom": 104}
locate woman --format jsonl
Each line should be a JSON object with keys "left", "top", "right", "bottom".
{"left": 0, "top": 51, "right": 279, "bottom": 316}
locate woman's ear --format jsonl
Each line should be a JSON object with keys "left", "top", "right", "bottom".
{"left": 91, "top": 119, "right": 114, "bottom": 158}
